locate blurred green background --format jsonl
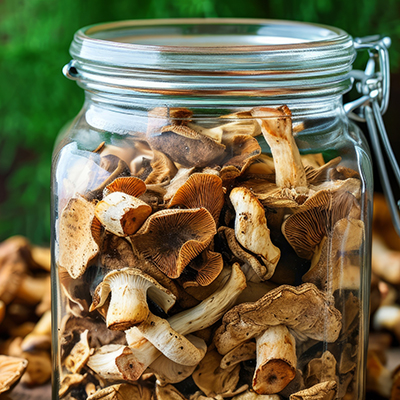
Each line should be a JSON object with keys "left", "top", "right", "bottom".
{"left": 0, "top": 0, "right": 399, "bottom": 245}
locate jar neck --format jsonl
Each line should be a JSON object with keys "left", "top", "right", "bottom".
{"left": 83, "top": 90, "right": 347, "bottom": 145}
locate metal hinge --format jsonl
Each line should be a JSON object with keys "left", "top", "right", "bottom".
{"left": 344, "top": 35, "right": 400, "bottom": 237}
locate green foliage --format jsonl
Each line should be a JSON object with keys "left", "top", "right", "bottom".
{"left": 0, "top": 0, "right": 399, "bottom": 244}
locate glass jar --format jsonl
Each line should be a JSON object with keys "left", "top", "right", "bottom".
{"left": 52, "top": 19, "right": 374, "bottom": 400}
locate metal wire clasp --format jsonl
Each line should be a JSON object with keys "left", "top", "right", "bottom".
{"left": 344, "top": 35, "right": 400, "bottom": 237}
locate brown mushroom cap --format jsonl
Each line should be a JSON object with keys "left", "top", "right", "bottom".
{"left": 58, "top": 196, "right": 99, "bottom": 279}
{"left": 282, "top": 190, "right": 360, "bottom": 260}
{"left": 147, "top": 122, "right": 226, "bottom": 168}
{"left": 220, "top": 341, "right": 256, "bottom": 369}
{"left": 131, "top": 208, "right": 216, "bottom": 278}
{"left": 214, "top": 283, "right": 342, "bottom": 355}
{"left": 222, "top": 135, "right": 261, "bottom": 173}
{"left": 0, "top": 355, "right": 28, "bottom": 394}
{"left": 179, "top": 249, "right": 223, "bottom": 288}
{"left": 145, "top": 150, "right": 178, "bottom": 185}
{"left": 168, "top": 173, "right": 225, "bottom": 223}
{"left": 304, "top": 351, "right": 337, "bottom": 388}
{"left": 104, "top": 176, "right": 147, "bottom": 198}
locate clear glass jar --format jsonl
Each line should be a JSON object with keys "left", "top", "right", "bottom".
{"left": 52, "top": 19, "right": 373, "bottom": 400}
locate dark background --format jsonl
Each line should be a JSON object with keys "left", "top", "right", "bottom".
{"left": 0, "top": 0, "right": 399, "bottom": 245}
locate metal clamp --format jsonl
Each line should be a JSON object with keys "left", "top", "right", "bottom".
{"left": 344, "top": 35, "right": 400, "bottom": 237}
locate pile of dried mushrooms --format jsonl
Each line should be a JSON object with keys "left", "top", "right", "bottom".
{"left": 6, "top": 105, "right": 400, "bottom": 399}
{"left": 54, "top": 105, "right": 364, "bottom": 400}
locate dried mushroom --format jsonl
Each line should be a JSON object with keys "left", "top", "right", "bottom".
{"left": 87, "top": 383, "right": 152, "bottom": 400}
{"left": 168, "top": 173, "right": 225, "bottom": 224}
{"left": 64, "top": 329, "right": 92, "bottom": 374}
{"left": 90, "top": 268, "right": 176, "bottom": 330}
{"left": 131, "top": 208, "right": 216, "bottom": 278}
{"left": 53, "top": 103, "right": 366, "bottom": 400}
{"left": 192, "top": 349, "right": 248, "bottom": 398}
{"left": 220, "top": 341, "right": 256, "bottom": 369}
{"left": 58, "top": 196, "right": 99, "bottom": 279}
{"left": 233, "top": 391, "right": 281, "bottom": 400}
{"left": 282, "top": 190, "right": 360, "bottom": 260}
{"left": 0, "top": 355, "right": 28, "bottom": 394}
{"left": 289, "top": 381, "right": 337, "bottom": 400}
{"left": 251, "top": 106, "right": 307, "bottom": 190}
{"left": 117, "top": 263, "right": 246, "bottom": 380}
{"left": 230, "top": 187, "right": 280, "bottom": 279}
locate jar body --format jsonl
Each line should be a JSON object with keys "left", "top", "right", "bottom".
{"left": 52, "top": 94, "right": 372, "bottom": 400}
{"left": 52, "top": 19, "right": 373, "bottom": 400}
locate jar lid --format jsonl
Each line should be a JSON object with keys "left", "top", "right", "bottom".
{"left": 66, "top": 18, "right": 356, "bottom": 98}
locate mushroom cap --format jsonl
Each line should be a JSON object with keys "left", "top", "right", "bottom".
{"left": 0, "top": 355, "right": 28, "bottom": 394}
{"left": 168, "top": 173, "right": 225, "bottom": 224}
{"left": 0, "top": 253, "right": 26, "bottom": 304}
{"left": 179, "top": 249, "right": 224, "bottom": 288}
{"left": 222, "top": 135, "right": 261, "bottom": 174}
{"left": 86, "top": 154, "right": 131, "bottom": 200}
{"left": 147, "top": 114, "right": 226, "bottom": 168}
{"left": 131, "top": 208, "right": 217, "bottom": 279}
{"left": 104, "top": 176, "right": 147, "bottom": 198}
{"left": 220, "top": 341, "right": 256, "bottom": 369}
{"left": 145, "top": 150, "right": 178, "bottom": 185}
{"left": 282, "top": 190, "right": 360, "bottom": 260}
{"left": 214, "top": 283, "right": 342, "bottom": 355}
{"left": 58, "top": 196, "right": 99, "bottom": 279}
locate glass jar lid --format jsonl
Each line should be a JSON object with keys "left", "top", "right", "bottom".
{"left": 65, "top": 18, "right": 356, "bottom": 98}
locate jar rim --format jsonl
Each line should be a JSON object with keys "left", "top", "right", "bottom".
{"left": 74, "top": 18, "right": 350, "bottom": 55}
{"left": 66, "top": 18, "right": 356, "bottom": 99}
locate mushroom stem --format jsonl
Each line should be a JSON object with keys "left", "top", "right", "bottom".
{"left": 253, "top": 325, "right": 297, "bottom": 394}
{"left": 121, "top": 263, "right": 246, "bottom": 380}
{"left": 251, "top": 106, "right": 307, "bottom": 189}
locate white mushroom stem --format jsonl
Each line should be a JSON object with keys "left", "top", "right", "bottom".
{"left": 251, "top": 106, "right": 307, "bottom": 189}
{"left": 136, "top": 313, "right": 207, "bottom": 366}
{"left": 253, "top": 325, "right": 297, "bottom": 395}
{"left": 149, "top": 335, "right": 207, "bottom": 384}
{"left": 229, "top": 188, "right": 280, "bottom": 278}
{"left": 90, "top": 268, "right": 176, "bottom": 331}
{"left": 87, "top": 345, "right": 134, "bottom": 381}
{"left": 122, "top": 263, "right": 247, "bottom": 379}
